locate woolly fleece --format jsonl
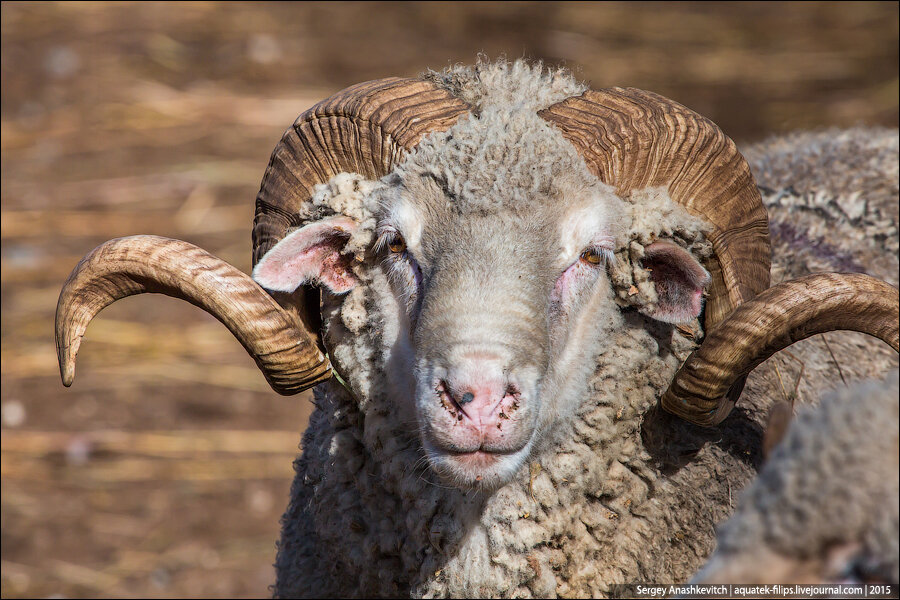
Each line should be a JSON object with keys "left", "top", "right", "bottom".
{"left": 748, "top": 127, "right": 899, "bottom": 286}
{"left": 271, "top": 63, "right": 898, "bottom": 598}
{"left": 694, "top": 370, "right": 899, "bottom": 584}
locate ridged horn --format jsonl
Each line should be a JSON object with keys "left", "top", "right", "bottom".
{"left": 661, "top": 273, "right": 900, "bottom": 426}
{"left": 539, "top": 87, "right": 771, "bottom": 332}
{"left": 56, "top": 236, "right": 331, "bottom": 395}
{"left": 253, "top": 77, "right": 470, "bottom": 265}
{"left": 251, "top": 78, "right": 470, "bottom": 384}
{"left": 540, "top": 87, "right": 770, "bottom": 425}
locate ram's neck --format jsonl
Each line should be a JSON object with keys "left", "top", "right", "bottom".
{"left": 277, "top": 310, "right": 767, "bottom": 598}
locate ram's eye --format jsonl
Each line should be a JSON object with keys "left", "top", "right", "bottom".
{"left": 388, "top": 234, "right": 406, "bottom": 253}
{"left": 580, "top": 248, "right": 603, "bottom": 265}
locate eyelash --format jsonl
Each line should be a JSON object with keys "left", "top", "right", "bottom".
{"left": 376, "top": 226, "right": 421, "bottom": 307}
{"left": 579, "top": 245, "right": 615, "bottom": 267}
{"left": 375, "top": 227, "right": 404, "bottom": 254}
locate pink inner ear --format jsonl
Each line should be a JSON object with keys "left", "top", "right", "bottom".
{"left": 252, "top": 217, "right": 359, "bottom": 294}
{"left": 641, "top": 240, "right": 711, "bottom": 324}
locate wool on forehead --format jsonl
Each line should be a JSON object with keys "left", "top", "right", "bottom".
{"left": 423, "top": 58, "right": 587, "bottom": 114}
{"left": 395, "top": 61, "right": 598, "bottom": 214}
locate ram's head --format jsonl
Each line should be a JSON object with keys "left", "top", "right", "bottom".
{"left": 56, "top": 66, "right": 899, "bottom": 490}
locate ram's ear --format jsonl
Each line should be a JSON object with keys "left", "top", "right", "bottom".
{"left": 252, "top": 216, "right": 359, "bottom": 294}
{"left": 640, "top": 240, "right": 711, "bottom": 324}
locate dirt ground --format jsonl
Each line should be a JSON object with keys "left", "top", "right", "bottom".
{"left": 1, "top": 2, "right": 898, "bottom": 598}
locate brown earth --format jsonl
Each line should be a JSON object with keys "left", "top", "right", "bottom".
{"left": 2, "top": 2, "right": 897, "bottom": 598}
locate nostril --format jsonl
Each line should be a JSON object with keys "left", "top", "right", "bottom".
{"left": 437, "top": 380, "right": 466, "bottom": 420}
{"left": 436, "top": 375, "right": 525, "bottom": 423}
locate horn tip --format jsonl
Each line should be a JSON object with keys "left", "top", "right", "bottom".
{"left": 56, "top": 336, "right": 81, "bottom": 388}
{"left": 661, "top": 390, "right": 734, "bottom": 427}
{"left": 61, "top": 361, "right": 75, "bottom": 387}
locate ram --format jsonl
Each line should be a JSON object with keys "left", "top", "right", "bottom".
{"left": 55, "top": 61, "right": 899, "bottom": 597}
{"left": 693, "top": 370, "right": 899, "bottom": 584}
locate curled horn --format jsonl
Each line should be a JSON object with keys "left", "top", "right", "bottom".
{"left": 661, "top": 273, "right": 899, "bottom": 425}
{"left": 253, "top": 78, "right": 470, "bottom": 264}
{"left": 56, "top": 79, "right": 469, "bottom": 394}
{"left": 540, "top": 88, "right": 898, "bottom": 425}
{"left": 250, "top": 77, "right": 468, "bottom": 386}
{"left": 539, "top": 87, "right": 771, "bottom": 331}
{"left": 56, "top": 236, "right": 331, "bottom": 394}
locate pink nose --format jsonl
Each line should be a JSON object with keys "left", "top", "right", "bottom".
{"left": 439, "top": 355, "right": 518, "bottom": 430}
{"left": 444, "top": 380, "right": 505, "bottom": 424}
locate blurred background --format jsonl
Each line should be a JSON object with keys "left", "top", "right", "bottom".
{"left": 1, "top": 2, "right": 898, "bottom": 597}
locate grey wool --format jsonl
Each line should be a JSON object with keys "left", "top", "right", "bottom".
{"left": 270, "top": 61, "right": 899, "bottom": 598}
{"left": 742, "top": 127, "right": 899, "bottom": 411}
{"left": 748, "top": 127, "right": 899, "bottom": 287}
{"left": 694, "top": 370, "right": 899, "bottom": 584}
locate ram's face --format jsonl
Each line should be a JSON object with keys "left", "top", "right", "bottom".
{"left": 252, "top": 113, "right": 713, "bottom": 490}
{"left": 373, "top": 169, "right": 624, "bottom": 488}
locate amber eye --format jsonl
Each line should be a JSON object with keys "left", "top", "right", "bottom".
{"left": 388, "top": 234, "right": 406, "bottom": 253}
{"left": 580, "top": 248, "right": 603, "bottom": 265}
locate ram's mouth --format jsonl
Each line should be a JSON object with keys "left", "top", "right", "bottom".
{"left": 423, "top": 437, "right": 534, "bottom": 490}
{"left": 448, "top": 449, "right": 502, "bottom": 467}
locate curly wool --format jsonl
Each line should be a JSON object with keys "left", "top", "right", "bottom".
{"left": 423, "top": 57, "right": 587, "bottom": 116}
{"left": 278, "top": 312, "right": 763, "bottom": 598}
{"left": 689, "top": 129, "right": 900, "bottom": 584}
{"left": 274, "top": 63, "right": 749, "bottom": 597}
{"left": 396, "top": 70, "right": 595, "bottom": 216}
{"left": 276, "top": 155, "right": 737, "bottom": 600}
{"left": 748, "top": 127, "right": 899, "bottom": 286}
{"left": 741, "top": 128, "right": 899, "bottom": 411}
{"left": 272, "top": 64, "right": 899, "bottom": 597}
{"left": 696, "top": 370, "right": 899, "bottom": 583}
{"left": 745, "top": 127, "right": 899, "bottom": 219}
{"left": 608, "top": 187, "right": 713, "bottom": 315}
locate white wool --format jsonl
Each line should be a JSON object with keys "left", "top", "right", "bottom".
{"left": 423, "top": 57, "right": 587, "bottom": 115}
{"left": 270, "top": 62, "right": 898, "bottom": 597}
{"left": 746, "top": 128, "right": 899, "bottom": 287}
{"left": 306, "top": 172, "right": 381, "bottom": 255}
